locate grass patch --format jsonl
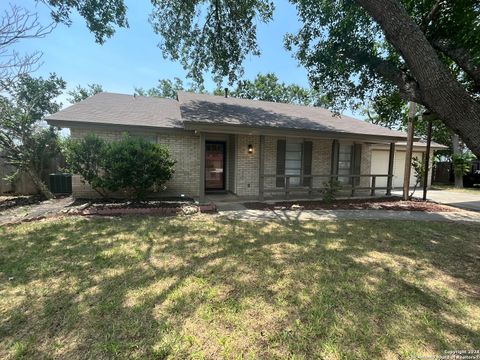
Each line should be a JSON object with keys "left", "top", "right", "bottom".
{"left": 1, "top": 216, "right": 479, "bottom": 359}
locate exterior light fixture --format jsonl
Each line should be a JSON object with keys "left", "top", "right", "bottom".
{"left": 248, "top": 144, "right": 253, "bottom": 154}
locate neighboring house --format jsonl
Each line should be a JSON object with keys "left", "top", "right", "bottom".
{"left": 46, "top": 92, "right": 444, "bottom": 201}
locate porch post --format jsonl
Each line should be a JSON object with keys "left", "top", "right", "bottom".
{"left": 259, "top": 135, "right": 265, "bottom": 201}
{"left": 199, "top": 132, "right": 206, "bottom": 203}
{"left": 386, "top": 142, "right": 396, "bottom": 195}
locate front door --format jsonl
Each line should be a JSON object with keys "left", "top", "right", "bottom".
{"left": 205, "top": 141, "right": 226, "bottom": 191}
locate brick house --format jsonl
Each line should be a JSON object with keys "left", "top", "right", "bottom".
{"left": 46, "top": 92, "right": 446, "bottom": 201}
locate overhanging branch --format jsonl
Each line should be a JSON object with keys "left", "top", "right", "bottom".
{"left": 430, "top": 38, "right": 480, "bottom": 90}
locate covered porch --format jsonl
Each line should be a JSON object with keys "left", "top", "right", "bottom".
{"left": 194, "top": 125, "right": 400, "bottom": 203}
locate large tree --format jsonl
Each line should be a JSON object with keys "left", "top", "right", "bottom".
{"left": 0, "top": 74, "right": 65, "bottom": 199}
{"left": 148, "top": 0, "right": 480, "bottom": 157}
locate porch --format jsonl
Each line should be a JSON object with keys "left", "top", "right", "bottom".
{"left": 197, "top": 131, "right": 397, "bottom": 203}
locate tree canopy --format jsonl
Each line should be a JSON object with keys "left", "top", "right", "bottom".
{"left": 39, "top": 0, "right": 128, "bottom": 44}
{"left": 147, "top": 0, "right": 480, "bottom": 156}
{"left": 0, "top": 73, "right": 66, "bottom": 198}
{"left": 134, "top": 73, "right": 323, "bottom": 106}
{"left": 67, "top": 84, "right": 103, "bottom": 103}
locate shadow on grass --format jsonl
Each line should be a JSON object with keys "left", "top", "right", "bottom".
{"left": 0, "top": 216, "right": 479, "bottom": 358}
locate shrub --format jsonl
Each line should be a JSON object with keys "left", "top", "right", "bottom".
{"left": 63, "top": 134, "right": 108, "bottom": 196}
{"left": 64, "top": 133, "right": 176, "bottom": 199}
{"left": 102, "top": 135, "right": 175, "bottom": 198}
{"left": 322, "top": 179, "right": 342, "bottom": 203}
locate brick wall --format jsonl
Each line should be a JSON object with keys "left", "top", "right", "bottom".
{"left": 360, "top": 143, "right": 372, "bottom": 188}
{"left": 69, "top": 127, "right": 200, "bottom": 198}
{"left": 234, "top": 135, "right": 260, "bottom": 197}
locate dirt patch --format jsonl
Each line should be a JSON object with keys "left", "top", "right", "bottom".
{"left": 243, "top": 197, "right": 456, "bottom": 212}
{"left": 0, "top": 195, "right": 44, "bottom": 212}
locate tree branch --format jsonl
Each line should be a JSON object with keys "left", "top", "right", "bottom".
{"left": 429, "top": 37, "right": 480, "bottom": 90}
{"left": 374, "top": 59, "right": 423, "bottom": 103}
{"left": 421, "top": 0, "right": 443, "bottom": 31}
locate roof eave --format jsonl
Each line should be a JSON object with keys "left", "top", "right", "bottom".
{"left": 183, "top": 121, "right": 413, "bottom": 142}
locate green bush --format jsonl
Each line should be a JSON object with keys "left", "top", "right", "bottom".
{"left": 64, "top": 133, "right": 176, "bottom": 199}
{"left": 63, "top": 134, "right": 107, "bottom": 196}
{"left": 322, "top": 179, "right": 342, "bottom": 203}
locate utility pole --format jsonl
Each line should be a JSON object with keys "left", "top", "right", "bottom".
{"left": 403, "top": 102, "right": 416, "bottom": 200}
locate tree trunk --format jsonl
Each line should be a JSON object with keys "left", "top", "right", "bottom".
{"left": 356, "top": 0, "right": 480, "bottom": 157}
{"left": 452, "top": 133, "right": 463, "bottom": 188}
{"left": 26, "top": 167, "right": 55, "bottom": 199}
{"left": 403, "top": 102, "right": 416, "bottom": 200}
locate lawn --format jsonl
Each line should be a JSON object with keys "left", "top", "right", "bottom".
{"left": 1, "top": 216, "right": 479, "bottom": 359}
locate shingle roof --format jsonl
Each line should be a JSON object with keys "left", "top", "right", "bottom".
{"left": 47, "top": 91, "right": 408, "bottom": 140}
{"left": 177, "top": 91, "right": 407, "bottom": 139}
{"left": 46, "top": 92, "right": 182, "bottom": 128}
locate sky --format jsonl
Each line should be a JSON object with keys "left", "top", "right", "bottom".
{"left": 8, "top": 0, "right": 357, "bottom": 117}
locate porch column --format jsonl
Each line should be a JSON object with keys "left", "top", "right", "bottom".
{"left": 259, "top": 135, "right": 265, "bottom": 201}
{"left": 386, "top": 142, "right": 395, "bottom": 195}
{"left": 199, "top": 132, "right": 206, "bottom": 203}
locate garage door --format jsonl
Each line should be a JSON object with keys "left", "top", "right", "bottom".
{"left": 371, "top": 150, "right": 423, "bottom": 189}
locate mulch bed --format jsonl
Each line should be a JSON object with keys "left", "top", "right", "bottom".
{"left": 243, "top": 197, "right": 456, "bottom": 212}
{"left": 66, "top": 198, "right": 217, "bottom": 216}
{"left": 0, "top": 195, "right": 45, "bottom": 212}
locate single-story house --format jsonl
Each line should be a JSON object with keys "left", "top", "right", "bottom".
{"left": 46, "top": 92, "right": 446, "bottom": 201}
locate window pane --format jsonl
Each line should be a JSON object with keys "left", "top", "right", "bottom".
{"left": 286, "top": 142, "right": 302, "bottom": 152}
{"left": 285, "top": 152, "right": 302, "bottom": 160}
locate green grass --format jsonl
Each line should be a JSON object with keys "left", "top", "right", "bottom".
{"left": 1, "top": 216, "right": 479, "bottom": 359}
{"left": 431, "top": 183, "right": 480, "bottom": 194}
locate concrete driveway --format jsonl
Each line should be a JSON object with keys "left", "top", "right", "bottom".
{"left": 394, "top": 189, "right": 480, "bottom": 212}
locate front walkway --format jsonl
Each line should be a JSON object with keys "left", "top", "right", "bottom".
{"left": 393, "top": 189, "right": 480, "bottom": 212}
{"left": 218, "top": 207, "right": 480, "bottom": 223}
{"left": 0, "top": 196, "right": 75, "bottom": 227}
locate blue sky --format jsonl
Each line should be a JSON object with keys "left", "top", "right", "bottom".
{"left": 8, "top": 0, "right": 357, "bottom": 117}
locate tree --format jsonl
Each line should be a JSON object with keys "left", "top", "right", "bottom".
{"left": 136, "top": 73, "right": 323, "bottom": 106}
{"left": 0, "top": 4, "right": 53, "bottom": 88}
{"left": 134, "top": 78, "right": 206, "bottom": 99}
{"left": 148, "top": 0, "right": 480, "bottom": 157}
{"left": 229, "top": 73, "right": 325, "bottom": 106}
{"left": 67, "top": 84, "right": 103, "bottom": 103}
{"left": 39, "top": 0, "right": 128, "bottom": 44}
{"left": 0, "top": 73, "right": 66, "bottom": 199}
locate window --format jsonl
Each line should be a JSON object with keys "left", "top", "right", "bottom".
{"left": 338, "top": 144, "right": 353, "bottom": 184}
{"left": 285, "top": 140, "right": 303, "bottom": 186}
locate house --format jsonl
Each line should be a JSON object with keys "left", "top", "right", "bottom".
{"left": 46, "top": 92, "right": 446, "bottom": 201}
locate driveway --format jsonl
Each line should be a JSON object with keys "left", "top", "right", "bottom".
{"left": 394, "top": 189, "right": 480, "bottom": 212}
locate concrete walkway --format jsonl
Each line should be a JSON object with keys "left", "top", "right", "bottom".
{"left": 0, "top": 197, "right": 75, "bottom": 227}
{"left": 393, "top": 189, "right": 480, "bottom": 212}
{"left": 219, "top": 208, "right": 480, "bottom": 223}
